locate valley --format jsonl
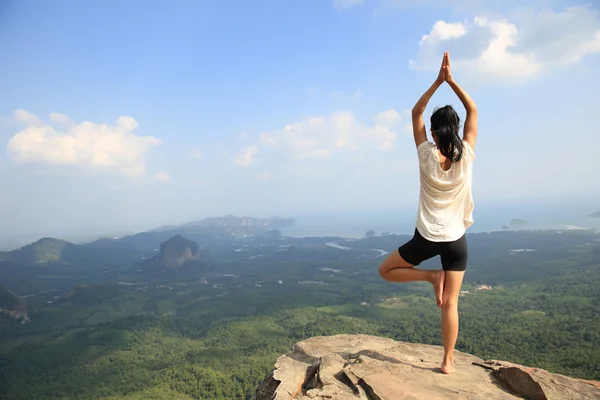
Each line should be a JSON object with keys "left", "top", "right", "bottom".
{"left": 0, "top": 217, "right": 599, "bottom": 400}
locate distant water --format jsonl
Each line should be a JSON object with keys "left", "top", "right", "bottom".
{"left": 281, "top": 201, "right": 600, "bottom": 239}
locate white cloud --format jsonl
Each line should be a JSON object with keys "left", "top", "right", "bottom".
{"left": 6, "top": 111, "right": 161, "bottom": 176}
{"left": 190, "top": 149, "right": 203, "bottom": 159}
{"left": 49, "top": 113, "right": 74, "bottom": 127}
{"left": 153, "top": 172, "right": 172, "bottom": 182}
{"left": 419, "top": 21, "right": 467, "bottom": 45}
{"left": 333, "top": 0, "right": 365, "bottom": 11}
{"left": 351, "top": 89, "right": 363, "bottom": 100}
{"left": 410, "top": 5, "right": 600, "bottom": 84}
{"left": 13, "top": 109, "right": 43, "bottom": 126}
{"left": 234, "top": 145, "right": 259, "bottom": 167}
{"left": 228, "top": 109, "right": 415, "bottom": 190}
{"left": 374, "top": 109, "right": 401, "bottom": 127}
{"left": 246, "top": 109, "right": 401, "bottom": 167}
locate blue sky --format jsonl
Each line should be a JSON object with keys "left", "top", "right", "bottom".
{"left": 1, "top": 0, "right": 599, "bottom": 245}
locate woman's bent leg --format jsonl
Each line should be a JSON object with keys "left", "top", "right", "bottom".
{"left": 378, "top": 251, "right": 445, "bottom": 306}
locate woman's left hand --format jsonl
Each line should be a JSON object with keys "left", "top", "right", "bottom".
{"left": 436, "top": 52, "right": 449, "bottom": 84}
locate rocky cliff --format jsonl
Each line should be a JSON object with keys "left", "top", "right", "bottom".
{"left": 254, "top": 334, "right": 600, "bottom": 400}
{"left": 153, "top": 235, "right": 200, "bottom": 269}
{"left": 0, "top": 286, "right": 29, "bottom": 324}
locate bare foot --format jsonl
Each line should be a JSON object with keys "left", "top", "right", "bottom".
{"left": 441, "top": 358, "right": 455, "bottom": 374}
{"left": 432, "top": 270, "right": 445, "bottom": 307}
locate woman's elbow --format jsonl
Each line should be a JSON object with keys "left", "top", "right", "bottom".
{"left": 411, "top": 107, "right": 423, "bottom": 117}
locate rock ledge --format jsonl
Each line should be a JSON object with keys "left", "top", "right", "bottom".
{"left": 254, "top": 334, "right": 600, "bottom": 400}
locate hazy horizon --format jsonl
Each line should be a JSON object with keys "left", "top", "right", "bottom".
{"left": 1, "top": 195, "right": 597, "bottom": 250}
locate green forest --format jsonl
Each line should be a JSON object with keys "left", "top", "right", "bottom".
{"left": 0, "top": 229, "right": 599, "bottom": 399}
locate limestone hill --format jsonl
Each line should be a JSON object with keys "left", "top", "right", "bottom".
{"left": 146, "top": 235, "right": 200, "bottom": 269}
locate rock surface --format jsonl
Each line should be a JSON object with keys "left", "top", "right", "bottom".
{"left": 254, "top": 334, "right": 600, "bottom": 400}
{"left": 154, "top": 235, "right": 200, "bottom": 269}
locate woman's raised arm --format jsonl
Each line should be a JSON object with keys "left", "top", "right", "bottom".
{"left": 411, "top": 53, "right": 448, "bottom": 148}
{"left": 445, "top": 53, "right": 477, "bottom": 149}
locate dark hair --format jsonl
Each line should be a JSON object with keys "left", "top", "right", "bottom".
{"left": 430, "top": 105, "right": 463, "bottom": 163}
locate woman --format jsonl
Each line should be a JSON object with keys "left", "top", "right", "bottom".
{"left": 378, "top": 52, "right": 477, "bottom": 374}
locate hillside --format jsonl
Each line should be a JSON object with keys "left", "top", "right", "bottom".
{"left": 0, "top": 238, "right": 75, "bottom": 264}
{"left": 255, "top": 334, "right": 600, "bottom": 399}
{"left": 184, "top": 215, "right": 293, "bottom": 229}
{"left": 0, "top": 286, "right": 29, "bottom": 323}
{"left": 0, "top": 237, "right": 133, "bottom": 267}
{"left": 82, "top": 215, "right": 291, "bottom": 257}
{"left": 149, "top": 215, "right": 294, "bottom": 237}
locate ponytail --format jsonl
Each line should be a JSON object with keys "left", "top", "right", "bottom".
{"left": 430, "top": 105, "right": 463, "bottom": 163}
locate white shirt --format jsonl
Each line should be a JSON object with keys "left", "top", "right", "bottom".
{"left": 415, "top": 140, "right": 475, "bottom": 242}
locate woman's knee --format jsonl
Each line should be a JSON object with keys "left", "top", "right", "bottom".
{"left": 441, "top": 295, "right": 459, "bottom": 308}
{"left": 378, "top": 255, "right": 393, "bottom": 277}
{"left": 378, "top": 262, "right": 390, "bottom": 279}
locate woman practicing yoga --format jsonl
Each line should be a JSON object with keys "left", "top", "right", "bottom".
{"left": 379, "top": 52, "right": 477, "bottom": 374}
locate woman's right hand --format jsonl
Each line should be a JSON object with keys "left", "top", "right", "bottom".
{"left": 444, "top": 52, "right": 454, "bottom": 83}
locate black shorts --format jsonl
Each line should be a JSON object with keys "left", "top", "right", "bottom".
{"left": 398, "top": 228, "right": 468, "bottom": 271}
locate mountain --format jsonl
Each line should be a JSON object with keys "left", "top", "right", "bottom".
{"left": 150, "top": 215, "right": 294, "bottom": 235}
{"left": 510, "top": 218, "right": 527, "bottom": 228}
{"left": 145, "top": 235, "right": 200, "bottom": 269}
{"left": 255, "top": 334, "right": 600, "bottom": 400}
{"left": 0, "top": 286, "right": 29, "bottom": 324}
{"left": 0, "top": 237, "right": 144, "bottom": 267}
{"left": 183, "top": 215, "right": 293, "bottom": 229}
{"left": 83, "top": 215, "right": 293, "bottom": 256}
{"left": 0, "top": 238, "right": 76, "bottom": 264}
{"left": 591, "top": 211, "right": 600, "bottom": 218}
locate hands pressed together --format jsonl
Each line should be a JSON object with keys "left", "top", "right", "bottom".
{"left": 436, "top": 52, "right": 454, "bottom": 85}
{"left": 412, "top": 50, "right": 475, "bottom": 130}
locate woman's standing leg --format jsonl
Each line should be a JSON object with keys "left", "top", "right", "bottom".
{"left": 440, "top": 270, "right": 465, "bottom": 374}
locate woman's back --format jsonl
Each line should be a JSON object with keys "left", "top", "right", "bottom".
{"left": 416, "top": 140, "right": 475, "bottom": 242}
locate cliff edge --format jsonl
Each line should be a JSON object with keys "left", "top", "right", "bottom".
{"left": 254, "top": 334, "right": 600, "bottom": 400}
